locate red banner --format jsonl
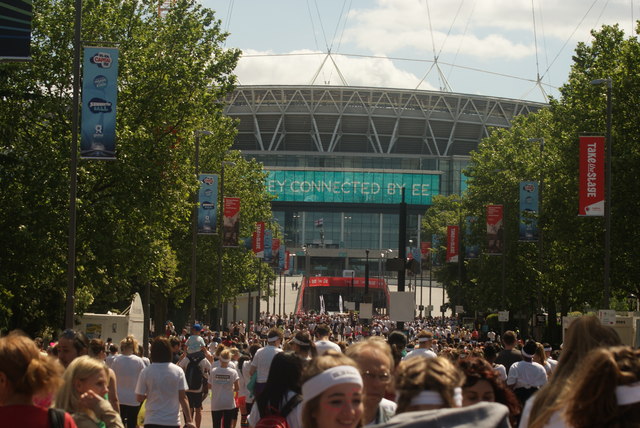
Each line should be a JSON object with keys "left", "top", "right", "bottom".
{"left": 253, "top": 221, "right": 265, "bottom": 256}
{"left": 421, "top": 241, "right": 431, "bottom": 257}
{"left": 446, "top": 226, "right": 459, "bottom": 263}
{"left": 486, "top": 205, "right": 504, "bottom": 255}
{"left": 222, "top": 197, "right": 240, "bottom": 247}
{"left": 579, "top": 136, "right": 605, "bottom": 216}
{"left": 285, "top": 250, "right": 291, "bottom": 272}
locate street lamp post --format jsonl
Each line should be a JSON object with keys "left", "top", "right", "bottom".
{"left": 215, "top": 159, "right": 235, "bottom": 331}
{"left": 528, "top": 137, "right": 545, "bottom": 338}
{"left": 191, "top": 130, "right": 211, "bottom": 325}
{"left": 365, "top": 249, "right": 370, "bottom": 295}
{"left": 590, "top": 78, "right": 613, "bottom": 309}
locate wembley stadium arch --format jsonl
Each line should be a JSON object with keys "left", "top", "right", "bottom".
{"left": 223, "top": 85, "right": 546, "bottom": 281}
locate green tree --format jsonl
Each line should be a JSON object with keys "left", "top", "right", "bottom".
{"left": 0, "top": 0, "right": 274, "bottom": 335}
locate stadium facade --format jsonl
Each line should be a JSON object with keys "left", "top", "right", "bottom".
{"left": 224, "top": 85, "right": 545, "bottom": 279}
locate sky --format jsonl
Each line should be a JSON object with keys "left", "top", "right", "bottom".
{"left": 202, "top": 0, "right": 638, "bottom": 103}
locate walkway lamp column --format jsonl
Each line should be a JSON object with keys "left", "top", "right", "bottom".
{"left": 215, "top": 159, "right": 235, "bottom": 331}
{"left": 191, "top": 130, "right": 211, "bottom": 325}
{"left": 528, "top": 137, "right": 545, "bottom": 338}
{"left": 590, "top": 78, "right": 612, "bottom": 309}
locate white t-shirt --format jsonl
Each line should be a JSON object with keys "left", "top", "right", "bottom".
{"left": 242, "top": 360, "right": 255, "bottom": 404}
{"left": 493, "top": 363, "right": 507, "bottom": 382}
{"left": 314, "top": 339, "right": 342, "bottom": 355}
{"left": 507, "top": 361, "right": 547, "bottom": 389}
{"left": 178, "top": 356, "right": 211, "bottom": 393}
{"left": 135, "top": 362, "right": 188, "bottom": 426}
{"left": 403, "top": 348, "right": 437, "bottom": 360}
{"left": 209, "top": 366, "right": 239, "bottom": 411}
{"left": 251, "top": 345, "right": 283, "bottom": 383}
{"left": 248, "top": 390, "right": 302, "bottom": 428}
{"left": 111, "top": 354, "right": 146, "bottom": 406}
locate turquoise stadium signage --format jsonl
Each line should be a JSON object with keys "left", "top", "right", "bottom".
{"left": 266, "top": 170, "right": 439, "bottom": 205}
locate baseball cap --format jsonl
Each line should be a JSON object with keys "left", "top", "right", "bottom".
{"left": 192, "top": 323, "right": 202, "bottom": 332}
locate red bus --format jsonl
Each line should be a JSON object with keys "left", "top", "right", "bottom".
{"left": 295, "top": 276, "right": 390, "bottom": 314}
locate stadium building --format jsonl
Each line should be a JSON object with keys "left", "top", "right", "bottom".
{"left": 224, "top": 85, "right": 545, "bottom": 281}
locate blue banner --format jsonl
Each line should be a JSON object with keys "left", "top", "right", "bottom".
{"left": 264, "top": 230, "right": 273, "bottom": 263}
{"left": 81, "top": 47, "right": 119, "bottom": 159}
{"left": 279, "top": 245, "right": 285, "bottom": 271}
{"left": 465, "top": 216, "right": 480, "bottom": 259}
{"left": 519, "top": 181, "right": 539, "bottom": 241}
{"left": 266, "top": 170, "right": 439, "bottom": 205}
{"left": 198, "top": 174, "right": 218, "bottom": 234}
{"left": 431, "top": 234, "right": 442, "bottom": 266}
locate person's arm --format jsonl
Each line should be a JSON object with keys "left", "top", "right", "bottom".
{"left": 233, "top": 379, "right": 239, "bottom": 394}
{"left": 108, "top": 368, "right": 120, "bottom": 413}
{"left": 78, "top": 390, "right": 125, "bottom": 428}
{"left": 179, "top": 390, "right": 196, "bottom": 428}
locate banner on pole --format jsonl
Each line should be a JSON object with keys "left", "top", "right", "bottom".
{"left": 222, "top": 197, "right": 240, "bottom": 247}
{"left": 579, "top": 136, "right": 605, "bottom": 216}
{"left": 421, "top": 241, "right": 431, "bottom": 259}
{"left": 0, "top": 0, "right": 33, "bottom": 60}
{"left": 487, "top": 205, "right": 504, "bottom": 255}
{"left": 197, "top": 174, "right": 218, "bottom": 234}
{"left": 264, "top": 230, "right": 273, "bottom": 263}
{"left": 253, "top": 222, "right": 265, "bottom": 258}
{"left": 81, "top": 47, "right": 119, "bottom": 159}
{"left": 465, "top": 216, "right": 480, "bottom": 259}
{"left": 279, "top": 246, "right": 286, "bottom": 271}
{"left": 431, "top": 234, "right": 442, "bottom": 266}
{"left": 446, "top": 225, "right": 459, "bottom": 263}
{"left": 285, "top": 250, "right": 291, "bottom": 273}
{"left": 519, "top": 181, "right": 539, "bottom": 241}
{"left": 271, "top": 238, "right": 280, "bottom": 267}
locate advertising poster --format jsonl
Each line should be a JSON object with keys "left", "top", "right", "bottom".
{"left": 431, "top": 234, "right": 442, "bottom": 266}
{"left": 285, "top": 250, "right": 291, "bottom": 273}
{"left": 222, "top": 197, "right": 240, "bottom": 247}
{"left": 446, "top": 225, "right": 459, "bottom": 263}
{"left": 486, "top": 205, "right": 504, "bottom": 255}
{"left": 81, "top": 47, "right": 119, "bottom": 159}
{"left": 465, "top": 216, "right": 479, "bottom": 259}
{"left": 271, "top": 238, "right": 280, "bottom": 267}
{"left": 264, "top": 230, "right": 273, "bottom": 263}
{"left": 253, "top": 222, "right": 265, "bottom": 258}
{"left": 579, "top": 136, "right": 605, "bottom": 216}
{"left": 1, "top": 0, "right": 32, "bottom": 60}
{"left": 279, "top": 246, "right": 286, "bottom": 271}
{"left": 421, "top": 241, "right": 431, "bottom": 260}
{"left": 519, "top": 181, "right": 539, "bottom": 241}
{"left": 197, "top": 174, "right": 218, "bottom": 234}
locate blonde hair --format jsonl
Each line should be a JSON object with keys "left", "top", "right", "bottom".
{"left": 301, "top": 351, "right": 363, "bottom": 428}
{"left": 346, "top": 336, "right": 395, "bottom": 372}
{"left": 533, "top": 342, "right": 546, "bottom": 366}
{"left": 55, "top": 355, "right": 109, "bottom": 413}
{"left": 120, "top": 335, "right": 138, "bottom": 354}
{"left": 562, "top": 346, "right": 640, "bottom": 427}
{"left": 219, "top": 348, "right": 231, "bottom": 362}
{"left": 395, "top": 356, "right": 465, "bottom": 413}
{"left": 529, "top": 316, "right": 622, "bottom": 428}
{"left": 0, "top": 331, "right": 63, "bottom": 397}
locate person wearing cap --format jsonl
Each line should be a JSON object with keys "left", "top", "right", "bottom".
{"left": 300, "top": 351, "right": 364, "bottom": 428}
{"left": 249, "top": 328, "right": 283, "bottom": 398}
{"left": 402, "top": 330, "right": 437, "bottom": 361}
{"left": 185, "top": 324, "right": 206, "bottom": 359}
{"left": 506, "top": 340, "right": 547, "bottom": 406}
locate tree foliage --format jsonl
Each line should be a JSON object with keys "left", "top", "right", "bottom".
{"left": 0, "top": 0, "right": 274, "bottom": 335}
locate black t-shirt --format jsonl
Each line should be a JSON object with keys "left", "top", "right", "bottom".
{"left": 495, "top": 348, "right": 522, "bottom": 373}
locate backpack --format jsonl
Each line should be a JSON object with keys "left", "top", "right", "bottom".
{"left": 254, "top": 394, "right": 302, "bottom": 428}
{"left": 185, "top": 353, "right": 205, "bottom": 390}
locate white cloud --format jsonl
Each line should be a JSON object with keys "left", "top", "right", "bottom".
{"left": 235, "top": 49, "right": 434, "bottom": 90}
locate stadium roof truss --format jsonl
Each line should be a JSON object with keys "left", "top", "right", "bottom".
{"left": 224, "top": 86, "right": 546, "bottom": 157}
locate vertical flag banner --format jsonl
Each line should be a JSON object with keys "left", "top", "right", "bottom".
{"left": 0, "top": 0, "right": 32, "bottom": 60}
{"left": 446, "top": 226, "right": 459, "bottom": 263}
{"left": 487, "top": 205, "right": 504, "bottom": 255}
{"left": 314, "top": 218, "right": 324, "bottom": 227}
{"left": 432, "top": 234, "right": 442, "bottom": 266}
{"left": 421, "top": 241, "right": 431, "bottom": 260}
{"left": 81, "top": 47, "right": 119, "bottom": 159}
{"left": 271, "top": 238, "right": 281, "bottom": 267}
{"left": 279, "top": 246, "right": 286, "bottom": 271}
{"left": 285, "top": 250, "right": 291, "bottom": 273}
{"left": 465, "top": 216, "right": 479, "bottom": 259}
{"left": 197, "top": 174, "right": 218, "bottom": 234}
{"left": 264, "top": 230, "right": 273, "bottom": 263}
{"left": 222, "top": 197, "right": 240, "bottom": 247}
{"left": 253, "top": 222, "right": 265, "bottom": 258}
{"left": 519, "top": 181, "right": 539, "bottom": 241}
{"left": 579, "top": 136, "right": 605, "bottom": 216}
{"left": 411, "top": 247, "right": 422, "bottom": 263}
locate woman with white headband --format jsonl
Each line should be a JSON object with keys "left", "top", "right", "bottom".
{"left": 561, "top": 346, "right": 640, "bottom": 427}
{"left": 402, "top": 330, "right": 437, "bottom": 361}
{"left": 301, "top": 351, "right": 364, "bottom": 428}
{"left": 209, "top": 348, "right": 239, "bottom": 428}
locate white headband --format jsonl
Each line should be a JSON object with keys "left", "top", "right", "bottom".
{"left": 302, "top": 366, "right": 363, "bottom": 402}
{"left": 267, "top": 336, "right": 280, "bottom": 342}
{"left": 219, "top": 356, "right": 230, "bottom": 363}
{"left": 291, "top": 337, "right": 308, "bottom": 346}
{"left": 417, "top": 337, "right": 432, "bottom": 343}
{"left": 402, "top": 387, "right": 463, "bottom": 408}
{"left": 521, "top": 349, "right": 535, "bottom": 358}
{"left": 617, "top": 381, "right": 640, "bottom": 406}
{"left": 543, "top": 347, "right": 552, "bottom": 352}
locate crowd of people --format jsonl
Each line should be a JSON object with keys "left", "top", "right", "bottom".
{"left": 1, "top": 313, "right": 639, "bottom": 428}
